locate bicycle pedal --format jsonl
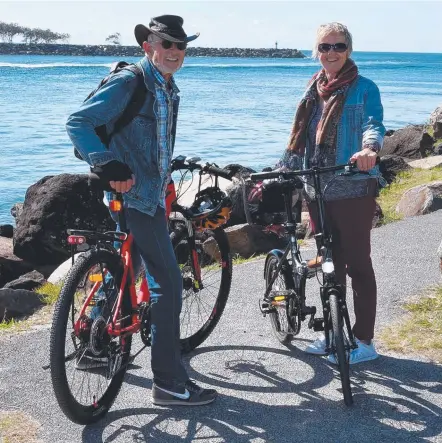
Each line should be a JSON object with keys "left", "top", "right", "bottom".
{"left": 259, "top": 299, "right": 273, "bottom": 315}
{"left": 312, "top": 318, "right": 324, "bottom": 332}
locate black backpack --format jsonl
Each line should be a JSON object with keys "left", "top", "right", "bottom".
{"left": 74, "top": 61, "right": 147, "bottom": 160}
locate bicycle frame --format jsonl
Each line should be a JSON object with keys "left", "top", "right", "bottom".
{"left": 72, "top": 179, "right": 205, "bottom": 339}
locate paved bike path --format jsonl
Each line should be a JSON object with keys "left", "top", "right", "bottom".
{"left": 1, "top": 211, "right": 442, "bottom": 443}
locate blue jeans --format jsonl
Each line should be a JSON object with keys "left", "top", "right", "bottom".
{"left": 117, "top": 206, "right": 187, "bottom": 390}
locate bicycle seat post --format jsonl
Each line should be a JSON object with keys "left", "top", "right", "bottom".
{"left": 282, "top": 183, "right": 296, "bottom": 235}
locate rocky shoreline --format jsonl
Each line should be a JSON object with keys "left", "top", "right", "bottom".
{"left": 0, "top": 42, "right": 306, "bottom": 58}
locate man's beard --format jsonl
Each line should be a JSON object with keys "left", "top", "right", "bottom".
{"left": 152, "top": 58, "right": 182, "bottom": 76}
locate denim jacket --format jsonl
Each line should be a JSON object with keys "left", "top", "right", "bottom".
{"left": 66, "top": 57, "right": 179, "bottom": 215}
{"left": 334, "top": 75, "right": 385, "bottom": 170}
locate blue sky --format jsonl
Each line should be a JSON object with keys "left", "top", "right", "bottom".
{"left": 1, "top": 1, "right": 441, "bottom": 53}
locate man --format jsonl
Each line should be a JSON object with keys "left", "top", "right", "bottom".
{"left": 66, "top": 15, "right": 217, "bottom": 406}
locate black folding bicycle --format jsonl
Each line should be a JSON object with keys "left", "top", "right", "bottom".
{"left": 249, "top": 160, "right": 377, "bottom": 406}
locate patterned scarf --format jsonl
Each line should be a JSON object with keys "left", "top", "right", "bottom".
{"left": 287, "top": 59, "right": 358, "bottom": 166}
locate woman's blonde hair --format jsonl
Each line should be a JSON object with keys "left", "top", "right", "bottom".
{"left": 312, "top": 22, "right": 353, "bottom": 59}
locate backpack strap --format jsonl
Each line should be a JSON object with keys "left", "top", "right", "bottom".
{"left": 101, "top": 64, "right": 147, "bottom": 146}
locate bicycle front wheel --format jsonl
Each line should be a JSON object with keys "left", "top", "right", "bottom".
{"left": 329, "top": 290, "right": 353, "bottom": 406}
{"left": 171, "top": 224, "right": 232, "bottom": 353}
{"left": 49, "top": 248, "right": 132, "bottom": 424}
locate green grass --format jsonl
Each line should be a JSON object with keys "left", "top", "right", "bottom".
{"left": 0, "top": 318, "right": 19, "bottom": 331}
{"left": 425, "top": 124, "right": 442, "bottom": 146}
{"left": 35, "top": 282, "right": 62, "bottom": 305}
{"left": 232, "top": 253, "right": 266, "bottom": 265}
{"left": 377, "top": 166, "right": 442, "bottom": 224}
{"left": 380, "top": 286, "right": 442, "bottom": 363}
{"left": 426, "top": 124, "right": 434, "bottom": 137}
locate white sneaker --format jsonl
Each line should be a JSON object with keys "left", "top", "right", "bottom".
{"left": 305, "top": 334, "right": 329, "bottom": 355}
{"left": 328, "top": 339, "right": 379, "bottom": 365}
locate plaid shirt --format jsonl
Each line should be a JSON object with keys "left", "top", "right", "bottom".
{"left": 145, "top": 59, "right": 179, "bottom": 207}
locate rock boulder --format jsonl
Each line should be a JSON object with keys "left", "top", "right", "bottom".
{"left": 0, "top": 288, "right": 45, "bottom": 321}
{"left": 3, "top": 270, "right": 45, "bottom": 291}
{"left": 0, "top": 237, "right": 34, "bottom": 288}
{"left": 379, "top": 155, "right": 411, "bottom": 184}
{"left": 0, "top": 225, "right": 14, "bottom": 239}
{"left": 13, "top": 174, "right": 114, "bottom": 266}
{"left": 396, "top": 181, "right": 442, "bottom": 217}
{"left": 380, "top": 125, "right": 433, "bottom": 159}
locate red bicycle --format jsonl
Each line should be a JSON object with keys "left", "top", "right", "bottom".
{"left": 49, "top": 156, "right": 234, "bottom": 424}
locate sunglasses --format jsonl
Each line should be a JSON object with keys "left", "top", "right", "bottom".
{"left": 159, "top": 40, "right": 187, "bottom": 51}
{"left": 317, "top": 43, "right": 348, "bottom": 53}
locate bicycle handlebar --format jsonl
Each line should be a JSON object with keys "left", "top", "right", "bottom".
{"left": 203, "top": 164, "right": 235, "bottom": 180}
{"left": 171, "top": 158, "right": 235, "bottom": 181}
{"left": 249, "top": 157, "right": 380, "bottom": 182}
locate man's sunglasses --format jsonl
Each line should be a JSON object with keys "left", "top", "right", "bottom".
{"left": 159, "top": 40, "right": 187, "bottom": 51}
{"left": 317, "top": 43, "right": 348, "bottom": 53}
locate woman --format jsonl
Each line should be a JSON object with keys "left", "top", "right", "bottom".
{"left": 279, "top": 22, "right": 385, "bottom": 364}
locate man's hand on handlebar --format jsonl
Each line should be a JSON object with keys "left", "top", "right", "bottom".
{"left": 91, "top": 160, "right": 135, "bottom": 193}
{"left": 109, "top": 177, "right": 135, "bottom": 193}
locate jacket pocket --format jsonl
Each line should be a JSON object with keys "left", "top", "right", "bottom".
{"left": 130, "top": 115, "right": 155, "bottom": 152}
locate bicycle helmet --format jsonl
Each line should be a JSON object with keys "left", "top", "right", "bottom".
{"left": 188, "top": 187, "right": 232, "bottom": 231}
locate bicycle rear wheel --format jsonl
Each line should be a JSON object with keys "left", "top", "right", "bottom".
{"left": 329, "top": 290, "right": 353, "bottom": 406}
{"left": 49, "top": 248, "right": 132, "bottom": 424}
{"left": 264, "top": 255, "right": 297, "bottom": 344}
{"left": 171, "top": 224, "right": 232, "bottom": 353}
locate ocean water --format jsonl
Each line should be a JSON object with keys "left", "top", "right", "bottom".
{"left": 1, "top": 51, "right": 441, "bottom": 224}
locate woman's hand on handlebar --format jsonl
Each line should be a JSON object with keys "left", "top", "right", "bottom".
{"left": 350, "top": 147, "right": 378, "bottom": 171}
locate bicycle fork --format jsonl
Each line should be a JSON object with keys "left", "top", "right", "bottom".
{"left": 321, "top": 286, "right": 357, "bottom": 354}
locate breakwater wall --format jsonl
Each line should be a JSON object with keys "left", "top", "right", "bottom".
{"left": 0, "top": 43, "right": 306, "bottom": 58}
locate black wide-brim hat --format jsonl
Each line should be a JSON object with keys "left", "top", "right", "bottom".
{"left": 135, "top": 15, "right": 199, "bottom": 46}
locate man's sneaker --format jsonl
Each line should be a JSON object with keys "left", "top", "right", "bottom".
{"left": 328, "top": 339, "right": 379, "bottom": 365}
{"left": 305, "top": 333, "right": 330, "bottom": 355}
{"left": 152, "top": 380, "right": 217, "bottom": 406}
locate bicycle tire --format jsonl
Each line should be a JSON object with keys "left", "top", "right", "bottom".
{"left": 329, "top": 290, "right": 353, "bottom": 406}
{"left": 49, "top": 248, "right": 132, "bottom": 424}
{"left": 171, "top": 224, "right": 232, "bottom": 353}
{"left": 264, "top": 255, "right": 295, "bottom": 344}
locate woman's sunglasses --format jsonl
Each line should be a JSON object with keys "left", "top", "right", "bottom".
{"left": 317, "top": 43, "right": 348, "bottom": 53}
{"left": 160, "top": 40, "right": 187, "bottom": 51}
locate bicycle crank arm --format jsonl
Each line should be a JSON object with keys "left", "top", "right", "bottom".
{"left": 110, "top": 344, "right": 148, "bottom": 378}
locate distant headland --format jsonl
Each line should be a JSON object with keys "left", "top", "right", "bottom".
{"left": 0, "top": 43, "right": 306, "bottom": 58}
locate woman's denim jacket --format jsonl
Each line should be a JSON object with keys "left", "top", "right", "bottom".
{"left": 335, "top": 75, "right": 385, "bottom": 171}
{"left": 306, "top": 75, "right": 386, "bottom": 183}
{"left": 66, "top": 57, "right": 179, "bottom": 216}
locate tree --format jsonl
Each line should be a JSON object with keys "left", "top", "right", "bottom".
{"left": 58, "top": 33, "right": 70, "bottom": 44}
{"left": 0, "top": 22, "right": 23, "bottom": 42}
{"left": 0, "top": 22, "right": 72, "bottom": 44}
{"left": 105, "top": 32, "right": 121, "bottom": 45}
